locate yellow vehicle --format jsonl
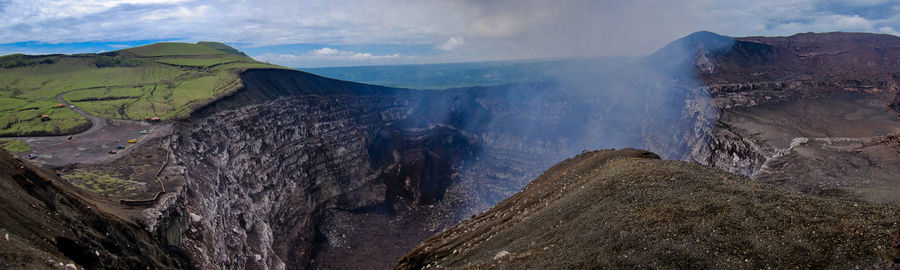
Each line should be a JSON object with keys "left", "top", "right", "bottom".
{"left": 128, "top": 139, "right": 137, "bottom": 143}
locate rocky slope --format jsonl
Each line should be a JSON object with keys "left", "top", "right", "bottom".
{"left": 689, "top": 32, "right": 900, "bottom": 204}
{"left": 395, "top": 149, "right": 900, "bottom": 269}
{"left": 0, "top": 149, "right": 191, "bottom": 269}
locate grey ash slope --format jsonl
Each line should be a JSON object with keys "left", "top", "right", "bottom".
{"left": 395, "top": 149, "right": 900, "bottom": 269}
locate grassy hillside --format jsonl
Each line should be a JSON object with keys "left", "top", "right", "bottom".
{"left": 120, "top": 42, "right": 227, "bottom": 57}
{"left": 0, "top": 42, "right": 287, "bottom": 136}
{"left": 0, "top": 139, "right": 30, "bottom": 153}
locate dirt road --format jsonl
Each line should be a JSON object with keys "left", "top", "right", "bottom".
{"left": 2, "top": 92, "right": 172, "bottom": 167}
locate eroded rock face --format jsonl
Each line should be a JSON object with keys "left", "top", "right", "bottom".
{"left": 689, "top": 33, "right": 900, "bottom": 178}
{"left": 167, "top": 88, "right": 582, "bottom": 269}
{"left": 169, "top": 95, "right": 477, "bottom": 269}
{"left": 673, "top": 32, "right": 900, "bottom": 213}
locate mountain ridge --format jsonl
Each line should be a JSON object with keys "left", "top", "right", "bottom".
{"left": 395, "top": 149, "right": 900, "bottom": 269}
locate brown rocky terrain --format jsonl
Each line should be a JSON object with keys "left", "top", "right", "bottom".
{"left": 691, "top": 32, "right": 900, "bottom": 206}
{"left": 0, "top": 149, "right": 191, "bottom": 269}
{"left": 395, "top": 149, "right": 900, "bottom": 269}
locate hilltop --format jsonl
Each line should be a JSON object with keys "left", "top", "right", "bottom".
{"left": 0, "top": 42, "right": 285, "bottom": 136}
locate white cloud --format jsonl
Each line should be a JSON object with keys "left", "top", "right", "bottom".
{"left": 307, "top": 47, "right": 402, "bottom": 60}
{"left": 3, "top": 0, "right": 900, "bottom": 66}
{"left": 311, "top": 47, "right": 339, "bottom": 56}
{"left": 255, "top": 47, "right": 409, "bottom": 67}
{"left": 139, "top": 5, "right": 209, "bottom": 22}
{"left": 437, "top": 37, "right": 464, "bottom": 51}
{"left": 879, "top": 26, "right": 899, "bottom": 35}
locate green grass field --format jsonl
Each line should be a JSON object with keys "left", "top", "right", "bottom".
{"left": 0, "top": 139, "right": 31, "bottom": 153}
{"left": 122, "top": 42, "right": 227, "bottom": 57}
{"left": 0, "top": 42, "right": 286, "bottom": 136}
{"left": 62, "top": 170, "right": 137, "bottom": 196}
{"left": 153, "top": 57, "right": 242, "bottom": 67}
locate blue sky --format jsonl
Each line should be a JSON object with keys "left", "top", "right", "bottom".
{"left": 1, "top": 0, "right": 899, "bottom": 67}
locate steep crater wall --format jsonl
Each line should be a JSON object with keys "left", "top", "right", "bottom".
{"left": 161, "top": 42, "right": 725, "bottom": 268}
{"left": 165, "top": 75, "right": 633, "bottom": 268}
{"left": 171, "top": 94, "right": 481, "bottom": 269}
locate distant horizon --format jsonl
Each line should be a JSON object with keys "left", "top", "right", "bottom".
{"left": 2, "top": 0, "right": 899, "bottom": 67}
{"left": 4, "top": 29, "right": 900, "bottom": 69}
{"left": 0, "top": 39, "right": 643, "bottom": 69}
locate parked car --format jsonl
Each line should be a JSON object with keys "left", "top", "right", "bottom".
{"left": 108, "top": 150, "right": 117, "bottom": 155}
{"left": 139, "top": 129, "right": 148, "bottom": 134}
{"left": 116, "top": 145, "right": 125, "bottom": 149}
{"left": 26, "top": 154, "right": 37, "bottom": 159}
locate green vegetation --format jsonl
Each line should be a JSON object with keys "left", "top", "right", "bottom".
{"left": 0, "top": 42, "right": 287, "bottom": 136}
{"left": 63, "top": 170, "right": 137, "bottom": 196}
{"left": 0, "top": 97, "right": 91, "bottom": 136}
{"left": 121, "top": 42, "right": 227, "bottom": 57}
{"left": 197, "top": 41, "right": 249, "bottom": 56}
{"left": 0, "top": 139, "right": 30, "bottom": 153}
{"left": 152, "top": 55, "right": 246, "bottom": 67}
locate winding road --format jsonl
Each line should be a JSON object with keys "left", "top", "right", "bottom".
{"left": 55, "top": 91, "right": 109, "bottom": 136}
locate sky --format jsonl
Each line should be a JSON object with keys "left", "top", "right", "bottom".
{"left": 0, "top": 0, "right": 899, "bottom": 67}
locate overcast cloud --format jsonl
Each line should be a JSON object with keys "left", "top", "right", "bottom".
{"left": 0, "top": 0, "right": 899, "bottom": 67}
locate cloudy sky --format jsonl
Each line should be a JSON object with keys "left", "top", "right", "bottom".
{"left": 0, "top": 0, "right": 899, "bottom": 67}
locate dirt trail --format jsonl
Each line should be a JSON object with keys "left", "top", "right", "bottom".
{"left": 120, "top": 124, "right": 175, "bottom": 205}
